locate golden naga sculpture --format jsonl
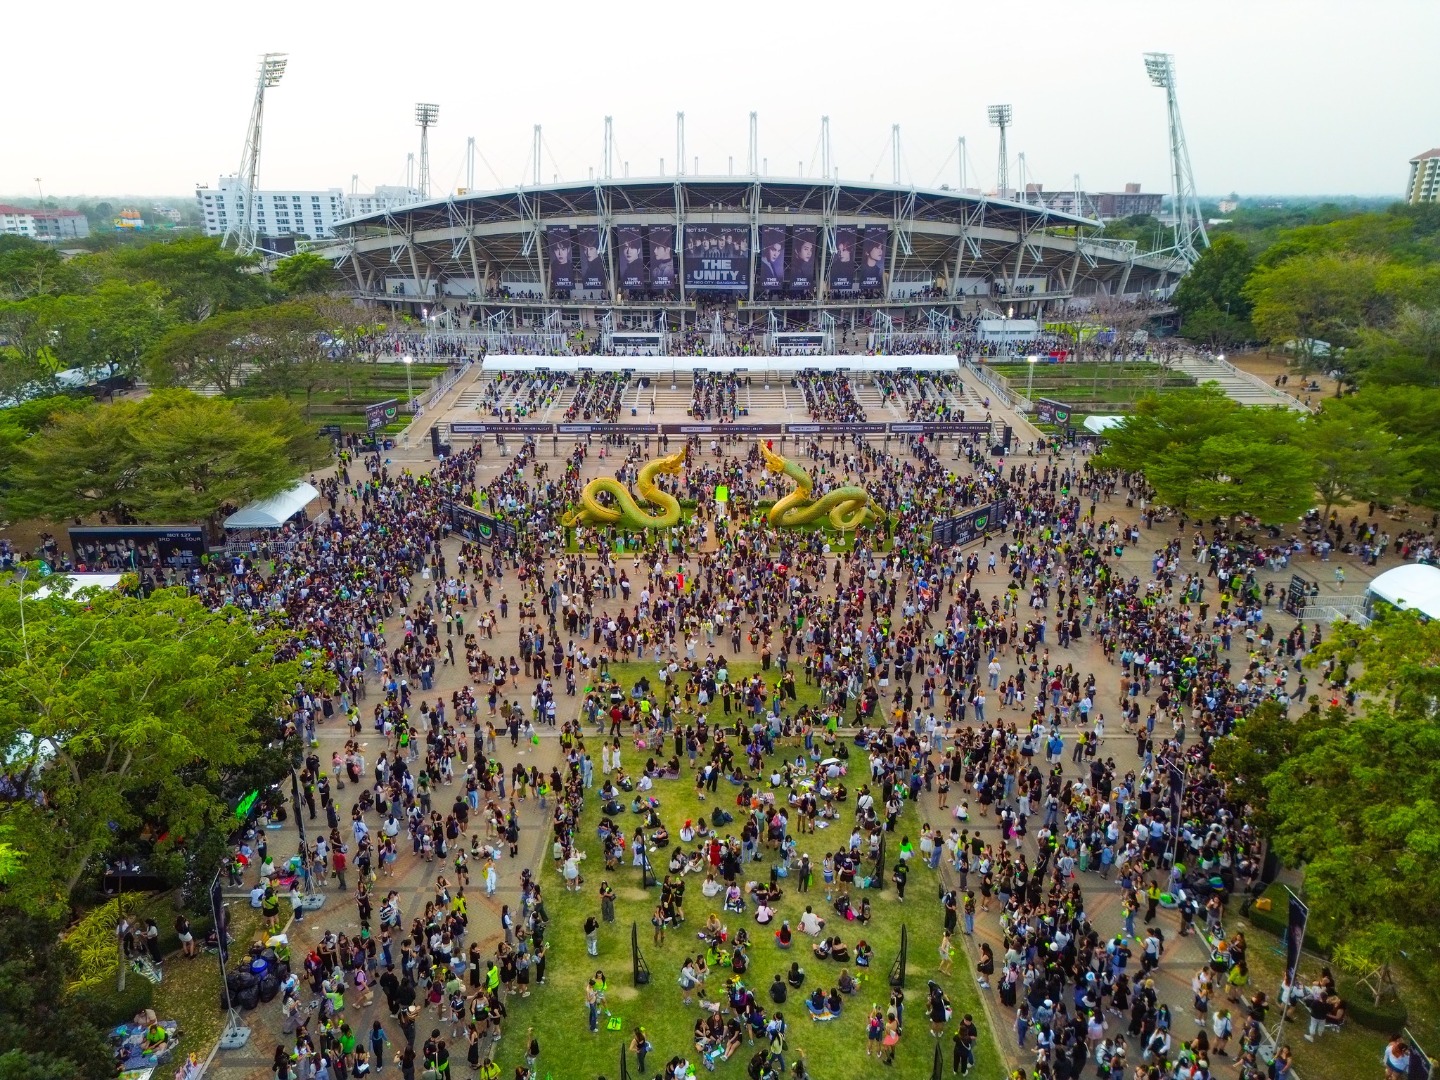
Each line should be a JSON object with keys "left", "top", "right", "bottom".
{"left": 561, "top": 448, "right": 686, "bottom": 529}
{"left": 760, "top": 442, "right": 886, "bottom": 530}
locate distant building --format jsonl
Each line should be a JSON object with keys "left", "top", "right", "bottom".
{"left": 1217, "top": 199, "right": 1239, "bottom": 213}
{"left": 115, "top": 209, "right": 145, "bottom": 230}
{"left": 0, "top": 204, "right": 90, "bottom": 241}
{"left": 195, "top": 176, "right": 347, "bottom": 240}
{"left": 151, "top": 206, "right": 184, "bottom": 224}
{"left": 344, "top": 185, "right": 422, "bottom": 218}
{"left": 1406, "top": 148, "right": 1440, "bottom": 205}
{"left": 1031, "top": 183, "right": 1164, "bottom": 221}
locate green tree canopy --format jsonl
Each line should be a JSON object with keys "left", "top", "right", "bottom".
{"left": 1173, "top": 233, "right": 1255, "bottom": 344}
{"left": 0, "top": 391, "right": 327, "bottom": 525}
{"left": 271, "top": 251, "right": 338, "bottom": 296}
{"left": 1243, "top": 253, "right": 1382, "bottom": 370}
{"left": 1303, "top": 396, "right": 1418, "bottom": 515}
{"left": 0, "top": 582, "right": 309, "bottom": 916}
{"left": 102, "top": 236, "right": 272, "bottom": 322}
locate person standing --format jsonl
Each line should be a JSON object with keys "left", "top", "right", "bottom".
{"left": 585, "top": 980, "right": 600, "bottom": 1034}
{"left": 938, "top": 930, "right": 954, "bottom": 976}
{"left": 952, "top": 1014, "right": 978, "bottom": 1075}
{"left": 585, "top": 914, "right": 600, "bottom": 957}
{"left": 630, "top": 1028, "right": 650, "bottom": 1073}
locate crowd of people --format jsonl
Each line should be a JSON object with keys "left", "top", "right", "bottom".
{"left": 53, "top": 377, "right": 1421, "bottom": 1080}
{"left": 796, "top": 372, "right": 866, "bottom": 423}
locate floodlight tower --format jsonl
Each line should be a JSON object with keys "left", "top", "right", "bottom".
{"left": 987, "top": 104, "right": 1012, "bottom": 199}
{"left": 1144, "top": 52, "right": 1208, "bottom": 266}
{"left": 415, "top": 103, "right": 439, "bottom": 200}
{"left": 224, "top": 52, "right": 287, "bottom": 256}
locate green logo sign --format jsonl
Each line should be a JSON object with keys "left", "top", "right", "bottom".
{"left": 974, "top": 515, "right": 988, "bottom": 530}
{"left": 1054, "top": 409, "right": 1069, "bottom": 423}
{"left": 478, "top": 524, "right": 493, "bottom": 539}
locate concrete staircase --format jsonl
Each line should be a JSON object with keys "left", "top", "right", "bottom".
{"left": 1173, "top": 357, "right": 1307, "bottom": 410}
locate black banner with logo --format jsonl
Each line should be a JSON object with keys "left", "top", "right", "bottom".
{"left": 447, "top": 501, "right": 518, "bottom": 549}
{"left": 1035, "top": 398, "right": 1074, "bottom": 425}
{"left": 788, "top": 227, "right": 818, "bottom": 292}
{"left": 450, "top": 422, "right": 554, "bottom": 436}
{"left": 556, "top": 422, "right": 659, "bottom": 436}
{"left": 758, "top": 226, "right": 786, "bottom": 291}
{"left": 649, "top": 226, "right": 676, "bottom": 288}
{"left": 660, "top": 422, "right": 783, "bottom": 436}
{"left": 366, "top": 398, "right": 398, "bottom": 431}
{"left": 888, "top": 421, "right": 995, "bottom": 438}
{"left": 786, "top": 422, "right": 889, "bottom": 436}
{"left": 858, "top": 227, "right": 887, "bottom": 290}
{"left": 616, "top": 227, "right": 646, "bottom": 290}
{"left": 577, "top": 227, "right": 606, "bottom": 290}
{"left": 684, "top": 225, "right": 750, "bottom": 292}
{"left": 548, "top": 227, "right": 575, "bottom": 290}
{"left": 829, "top": 226, "right": 857, "bottom": 291}
{"left": 931, "top": 500, "right": 1012, "bottom": 549}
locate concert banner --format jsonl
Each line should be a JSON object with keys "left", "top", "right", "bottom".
{"left": 931, "top": 499, "right": 1013, "bottom": 549}
{"left": 829, "top": 226, "right": 857, "bottom": 291}
{"left": 446, "top": 502, "right": 518, "bottom": 549}
{"left": 616, "top": 227, "right": 646, "bottom": 290}
{"left": 684, "top": 224, "right": 750, "bottom": 292}
{"left": 1285, "top": 890, "right": 1309, "bottom": 988}
{"left": 366, "top": 398, "right": 398, "bottom": 431}
{"left": 758, "top": 226, "right": 787, "bottom": 291}
{"left": 788, "top": 227, "right": 818, "bottom": 292}
{"left": 1034, "top": 398, "right": 1074, "bottom": 425}
{"left": 577, "top": 227, "right": 606, "bottom": 290}
{"left": 547, "top": 227, "right": 575, "bottom": 290}
{"left": 858, "top": 227, "right": 888, "bottom": 290}
{"left": 649, "top": 225, "right": 676, "bottom": 288}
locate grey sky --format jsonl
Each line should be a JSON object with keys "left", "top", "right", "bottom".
{"left": 5, "top": 0, "right": 1437, "bottom": 201}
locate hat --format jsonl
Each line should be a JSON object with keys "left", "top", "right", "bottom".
{"left": 1043, "top": 999, "right": 1054, "bottom": 1008}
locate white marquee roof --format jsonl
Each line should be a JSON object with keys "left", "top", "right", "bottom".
{"left": 1366, "top": 564, "right": 1440, "bottom": 620}
{"left": 224, "top": 482, "right": 319, "bottom": 530}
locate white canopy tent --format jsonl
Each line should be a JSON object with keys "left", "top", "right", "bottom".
{"left": 1365, "top": 564, "right": 1440, "bottom": 621}
{"left": 32, "top": 573, "right": 125, "bottom": 600}
{"left": 1082, "top": 415, "right": 1126, "bottom": 435}
{"left": 474, "top": 354, "right": 964, "bottom": 375}
{"left": 224, "top": 482, "right": 319, "bottom": 531}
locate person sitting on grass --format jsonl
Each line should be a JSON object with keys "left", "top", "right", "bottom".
{"left": 853, "top": 940, "right": 873, "bottom": 968}
{"left": 786, "top": 961, "right": 806, "bottom": 989}
{"left": 754, "top": 900, "right": 776, "bottom": 925}
{"left": 775, "top": 921, "right": 794, "bottom": 948}
{"left": 724, "top": 884, "right": 748, "bottom": 913}
{"left": 798, "top": 906, "right": 825, "bottom": 936}
{"left": 812, "top": 936, "right": 846, "bottom": 961}
{"left": 838, "top": 969, "right": 858, "bottom": 995}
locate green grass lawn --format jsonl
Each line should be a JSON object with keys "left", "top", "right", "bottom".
{"left": 488, "top": 660, "right": 1000, "bottom": 1080}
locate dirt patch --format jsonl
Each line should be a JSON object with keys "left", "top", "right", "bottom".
{"left": 1227, "top": 349, "right": 1340, "bottom": 407}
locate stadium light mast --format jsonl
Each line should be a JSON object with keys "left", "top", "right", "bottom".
{"left": 748, "top": 112, "right": 759, "bottom": 177}
{"left": 415, "top": 103, "right": 439, "bottom": 200}
{"left": 1144, "top": 52, "right": 1208, "bottom": 266}
{"left": 891, "top": 124, "right": 902, "bottom": 185}
{"left": 958, "top": 136, "right": 968, "bottom": 191}
{"left": 532, "top": 125, "right": 542, "bottom": 186}
{"left": 676, "top": 112, "right": 686, "bottom": 176}
{"left": 821, "top": 116, "right": 832, "bottom": 180}
{"left": 224, "top": 52, "right": 287, "bottom": 256}
{"left": 603, "top": 116, "right": 614, "bottom": 180}
{"left": 987, "top": 104, "right": 1011, "bottom": 200}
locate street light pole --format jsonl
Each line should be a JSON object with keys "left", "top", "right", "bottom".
{"left": 1026, "top": 354, "right": 1039, "bottom": 407}
{"left": 402, "top": 353, "right": 415, "bottom": 411}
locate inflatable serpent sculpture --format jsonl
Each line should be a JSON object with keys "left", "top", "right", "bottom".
{"left": 561, "top": 448, "right": 687, "bottom": 529}
{"left": 759, "top": 441, "right": 886, "bottom": 531}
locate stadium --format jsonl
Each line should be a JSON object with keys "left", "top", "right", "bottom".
{"left": 315, "top": 175, "right": 1187, "bottom": 356}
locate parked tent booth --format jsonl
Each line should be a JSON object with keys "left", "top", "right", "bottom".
{"left": 223, "top": 482, "right": 321, "bottom": 536}
{"left": 1364, "top": 564, "right": 1440, "bottom": 622}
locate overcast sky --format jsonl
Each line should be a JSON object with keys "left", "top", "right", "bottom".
{"left": 5, "top": 0, "right": 1437, "bottom": 201}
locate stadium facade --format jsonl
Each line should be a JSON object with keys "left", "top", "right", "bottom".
{"left": 313, "top": 176, "right": 1185, "bottom": 328}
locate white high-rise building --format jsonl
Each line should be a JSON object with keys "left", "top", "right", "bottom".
{"left": 1406, "top": 149, "right": 1440, "bottom": 206}
{"left": 195, "top": 176, "right": 346, "bottom": 240}
{"left": 344, "top": 185, "right": 422, "bottom": 219}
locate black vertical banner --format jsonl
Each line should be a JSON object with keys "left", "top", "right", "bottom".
{"left": 577, "top": 227, "right": 606, "bottom": 290}
{"left": 649, "top": 226, "right": 676, "bottom": 288}
{"left": 548, "top": 227, "right": 575, "bottom": 290}
{"left": 758, "top": 226, "right": 786, "bottom": 290}
{"left": 829, "top": 226, "right": 857, "bottom": 291}
{"left": 616, "top": 227, "right": 646, "bottom": 290}
{"left": 858, "top": 227, "right": 888, "bottom": 290}
{"left": 788, "top": 226, "right": 818, "bottom": 292}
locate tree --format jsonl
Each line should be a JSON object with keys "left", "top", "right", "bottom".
{"left": 126, "top": 392, "right": 327, "bottom": 523}
{"left": 1303, "top": 397, "right": 1417, "bottom": 515}
{"left": 1210, "top": 699, "right": 1319, "bottom": 834}
{"left": 1, "top": 392, "right": 327, "bottom": 526}
{"left": 1344, "top": 386, "right": 1440, "bottom": 508}
{"left": 272, "top": 251, "right": 337, "bottom": 296}
{"left": 1093, "top": 384, "right": 1241, "bottom": 476}
{"left": 0, "top": 236, "right": 80, "bottom": 300}
{"left": 1350, "top": 304, "right": 1440, "bottom": 388}
{"left": 50, "top": 280, "right": 174, "bottom": 381}
{"left": 0, "top": 582, "right": 309, "bottom": 916}
{"left": 1243, "top": 253, "right": 1381, "bottom": 371}
{"left": 1310, "top": 606, "right": 1440, "bottom": 719}
{"left": 1173, "top": 234, "right": 1254, "bottom": 342}
{"left": 103, "top": 236, "right": 271, "bottom": 322}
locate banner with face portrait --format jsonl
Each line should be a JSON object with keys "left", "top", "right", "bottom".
{"left": 616, "top": 227, "right": 646, "bottom": 290}
{"left": 788, "top": 227, "right": 818, "bottom": 292}
{"left": 577, "top": 227, "right": 606, "bottom": 290}
{"left": 548, "top": 227, "right": 575, "bottom": 291}
{"left": 758, "top": 226, "right": 787, "bottom": 291}
{"left": 858, "top": 227, "right": 888, "bottom": 290}
{"left": 684, "top": 224, "right": 750, "bottom": 292}
{"left": 829, "top": 226, "right": 857, "bottom": 291}
{"left": 649, "top": 226, "right": 676, "bottom": 288}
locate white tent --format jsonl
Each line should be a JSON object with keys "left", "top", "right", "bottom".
{"left": 32, "top": 573, "right": 125, "bottom": 600}
{"left": 1082, "top": 415, "right": 1126, "bottom": 435}
{"left": 224, "top": 482, "right": 319, "bottom": 531}
{"left": 1366, "top": 564, "right": 1440, "bottom": 621}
